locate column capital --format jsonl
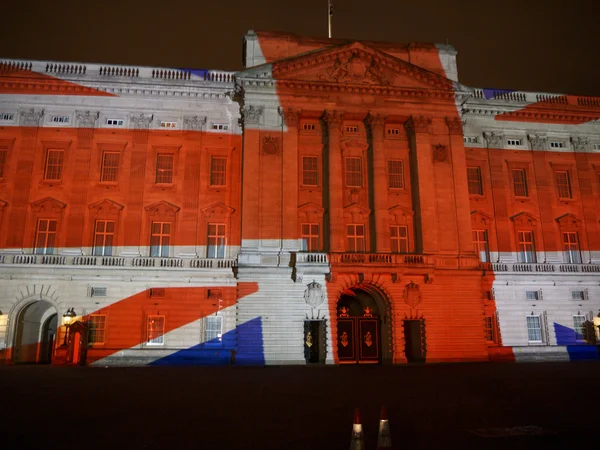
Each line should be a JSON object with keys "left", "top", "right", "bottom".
{"left": 19, "top": 108, "right": 44, "bottom": 127}
{"left": 483, "top": 131, "right": 504, "bottom": 148}
{"left": 323, "top": 110, "right": 344, "bottom": 128}
{"left": 527, "top": 134, "right": 547, "bottom": 151}
{"left": 445, "top": 117, "right": 463, "bottom": 135}
{"left": 278, "top": 107, "right": 300, "bottom": 128}
{"left": 404, "top": 115, "right": 432, "bottom": 136}
{"left": 570, "top": 136, "right": 589, "bottom": 152}
{"left": 366, "top": 113, "right": 387, "bottom": 130}
{"left": 75, "top": 110, "right": 99, "bottom": 128}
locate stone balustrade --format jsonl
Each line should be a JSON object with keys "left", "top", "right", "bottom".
{"left": 481, "top": 262, "right": 600, "bottom": 274}
{"left": 0, "top": 253, "right": 237, "bottom": 270}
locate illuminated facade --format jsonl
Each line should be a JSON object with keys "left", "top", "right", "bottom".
{"left": 0, "top": 30, "right": 599, "bottom": 366}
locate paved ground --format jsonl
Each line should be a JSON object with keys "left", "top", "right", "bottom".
{"left": 0, "top": 361, "right": 598, "bottom": 450}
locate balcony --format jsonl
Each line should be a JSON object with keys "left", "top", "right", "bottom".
{"left": 481, "top": 262, "right": 600, "bottom": 274}
{"left": 1, "top": 253, "right": 237, "bottom": 270}
{"left": 329, "top": 253, "right": 436, "bottom": 267}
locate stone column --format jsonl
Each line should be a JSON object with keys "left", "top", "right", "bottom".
{"left": 280, "top": 108, "right": 300, "bottom": 250}
{"left": 405, "top": 116, "right": 437, "bottom": 254}
{"left": 325, "top": 111, "right": 345, "bottom": 253}
{"left": 368, "top": 113, "right": 390, "bottom": 252}
{"left": 446, "top": 117, "right": 475, "bottom": 255}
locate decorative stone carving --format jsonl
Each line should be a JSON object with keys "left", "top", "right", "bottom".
{"left": 340, "top": 138, "right": 369, "bottom": 152}
{"left": 75, "top": 111, "right": 99, "bottom": 128}
{"left": 403, "top": 281, "right": 422, "bottom": 308}
{"left": 445, "top": 117, "right": 463, "bottom": 135}
{"left": 183, "top": 115, "right": 206, "bottom": 131}
{"left": 404, "top": 116, "right": 431, "bottom": 135}
{"left": 145, "top": 201, "right": 180, "bottom": 217}
{"left": 432, "top": 144, "right": 449, "bottom": 163}
{"left": 320, "top": 52, "right": 390, "bottom": 86}
{"left": 19, "top": 108, "right": 44, "bottom": 127}
{"left": 366, "top": 113, "right": 387, "bottom": 130}
{"left": 323, "top": 110, "right": 344, "bottom": 128}
{"left": 262, "top": 136, "right": 279, "bottom": 155}
{"left": 30, "top": 197, "right": 66, "bottom": 213}
{"left": 527, "top": 134, "right": 547, "bottom": 150}
{"left": 278, "top": 108, "right": 300, "bottom": 128}
{"left": 571, "top": 136, "right": 589, "bottom": 152}
{"left": 88, "top": 198, "right": 124, "bottom": 215}
{"left": 243, "top": 105, "right": 264, "bottom": 125}
{"left": 130, "top": 114, "right": 153, "bottom": 129}
{"left": 304, "top": 280, "right": 325, "bottom": 308}
{"left": 483, "top": 131, "right": 504, "bottom": 148}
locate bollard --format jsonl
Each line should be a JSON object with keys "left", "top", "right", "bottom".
{"left": 376, "top": 405, "right": 392, "bottom": 449}
{"left": 349, "top": 407, "right": 365, "bottom": 450}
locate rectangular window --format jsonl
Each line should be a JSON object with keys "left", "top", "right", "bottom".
{"left": 211, "top": 123, "right": 229, "bottom": 131}
{"left": 155, "top": 154, "right": 174, "bottom": 184}
{"left": 106, "top": 119, "right": 124, "bottom": 126}
{"left": 147, "top": 315, "right": 165, "bottom": 345}
{"left": 555, "top": 171, "right": 572, "bottom": 199}
{"left": 517, "top": 231, "right": 536, "bottom": 263}
{"left": 51, "top": 115, "right": 69, "bottom": 124}
{"left": 484, "top": 316, "right": 496, "bottom": 342}
{"left": 0, "top": 112, "right": 14, "bottom": 121}
{"left": 507, "top": 139, "right": 522, "bottom": 146}
{"left": 88, "top": 315, "right": 106, "bottom": 344}
{"left": 302, "top": 123, "right": 316, "bottom": 131}
{"left": 100, "top": 152, "right": 120, "bottom": 182}
{"left": 150, "top": 222, "right": 171, "bottom": 257}
{"left": 563, "top": 232, "right": 581, "bottom": 264}
{"left": 35, "top": 219, "right": 57, "bottom": 255}
{"left": 390, "top": 225, "right": 408, "bottom": 253}
{"left": 573, "top": 315, "right": 586, "bottom": 342}
{"left": 571, "top": 290, "right": 587, "bottom": 301}
{"left": 345, "top": 125, "right": 359, "bottom": 133}
{"left": 205, "top": 315, "right": 223, "bottom": 345}
{"left": 467, "top": 167, "right": 483, "bottom": 195}
{"left": 93, "top": 220, "right": 115, "bottom": 256}
{"left": 302, "top": 156, "right": 318, "bottom": 186}
{"left": 550, "top": 141, "right": 564, "bottom": 149}
{"left": 388, "top": 160, "right": 404, "bottom": 189}
{"left": 44, "top": 149, "right": 64, "bottom": 181}
{"left": 345, "top": 157, "right": 362, "bottom": 187}
{"left": 525, "top": 291, "right": 540, "bottom": 301}
{"left": 347, "top": 224, "right": 366, "bottom": 253}
{"left": 207, "top": 223, "right": 226, "bottom": 258}
{"left": 301, "top": 223, "right": 320, "bottom": 252}
{"left": 526, "top": 315, "right": 543, "bottom": 343}
{"left": 473, "top": 230, "right": 490, "bottom": 262}
{"left": 386, "top": 127, "right": 401, "bottom": 136}
{"left": 512, "top": 169, "right": 528, "bottom": 197}
{"left": 0, "top": 148, "right": 6, "bottom": 178}
{"left": 160, "top": 121, "right": 177, "bottom": 128}
{"left": 464, "top": 136, "right": 478, "bottom": 144}
{"left": 210, "top": 157, "right": 227, "bottom": 186}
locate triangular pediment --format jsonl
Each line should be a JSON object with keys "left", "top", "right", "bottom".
{"left": 510, "top": 212, "right": 539, "bottom": 227}
{"left": 201, "top": 202, "right": 235, "bottom": 219}
{"left": 471, "top": 210, "right": 494, "bottom": 227}
{"left": 30, "top": 197, "right": 66, "bottom": 213}
{"left": 145, "top": 201, "right": 180, "bottom": 217}
{"left": 88, "top": 198, "right": 124, "bottom": 215}
{"left": 249, "top": 42, "right": 454, "bottom": 91}
{"left": 298, "top": 202, "right": 325, "bottom": 220}
{"left": 343, "top": 203, "right": 371, "bottom": 221}
{"left": 556, "top": 213, "right": 581, "bottom": 228}
{"left": 389, "top": 205, "right": 414, "bottom": 225}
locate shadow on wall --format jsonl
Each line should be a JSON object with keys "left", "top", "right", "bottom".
{"left": 149, "top": 317, "right": 265, "bottom": 366}
{"left": 553, "top": 323, "right": 599, "bottom": 361}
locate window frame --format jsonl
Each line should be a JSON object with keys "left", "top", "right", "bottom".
{"left": 301, "top": 155, "right": 319, "bottom": 187}
{"left": 346, "top": 223, "right": 366, "bottom": 253}
{"left": 205, "top": 314, "right": 223, "bottom": 346}
{"left": 88, "top": 314, "right": 107, "bottom": 345}
{"left": 511, "top": 168, "right": 529, "bottom": 198}
{"left": 207, "top": 223, "right": 227, "bottom": 258}
{"left": 555, "top": 170, "right": 572, "bottom": 199}
{"left": 387, "top": 160, "right": 405, "bottom": 190}
{"left": 43, "top": 149, "right": 65, "bottom": 181}
{"left": 155, "top": 153, "right": 174, "bottom": 184}
{"left": 300, "top": 223, "right": 321, "bottom": 252}
{"left": 146, "top": 315, "right": 166, "bottom": 346}
{"left": 93, "top": 219, "right": 116, "bottom": 256}
{"left": 150, "top": 221, "right": 172, "bottom": 257}
{"left": 517, "top": 230, "right": 536, "bottom": 263}
{"left": 390, "top": 225, "right": 409, "bottom": 254}
{"left": 209, "top": 156, "right": 228, "bottom": 187}
{"left": 562, "top": 231, "right": 581, "bottom": 264}
{"left": 345, "top": 157, "right": 363, "bottom": 188}
{"left": 573, "top": 314, "right": 587, "bottom": 343}
{"left": 100, "top": 151, "right": 121, "bottom": 183}
{"left": 526, "top": 315, "right": 544, "bottom": 344}
{"left": 473, "top": 229, "right": 490, "bottom": 262}
{"left": 34, "top": 218, "right": 58, "bottom": 255}
{"left": 467, "top": 166, "right": 483, "bottom": 196}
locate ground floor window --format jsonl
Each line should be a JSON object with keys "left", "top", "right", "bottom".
{"left": 573, "top": 315, "right": 587, "bottom": 343}
{"left": 88, "top": 315, "right": 106, "bottom": 344}
{"left": 526, "top": 315, "right": 543, "bottom": 343}
{"left": 147, "top": 315, "right": 165, "bottom": 345}
{"left": 205, "top": 315, "right": 223, "bottom": 345}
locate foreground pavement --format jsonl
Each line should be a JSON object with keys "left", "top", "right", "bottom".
{"left": 0, "top": 361, "right": 598, "bottom": 449}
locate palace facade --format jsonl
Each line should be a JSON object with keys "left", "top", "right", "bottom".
{"left": 0, "top": 30, "right": 599, "bottom": 366}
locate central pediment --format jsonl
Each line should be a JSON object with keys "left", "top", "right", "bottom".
{"left": 265, "top": 42, "right": 454, "bottom": 91}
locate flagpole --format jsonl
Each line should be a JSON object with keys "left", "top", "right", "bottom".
{"left": 328, "top": 0, "right": 333, "bottom": 38}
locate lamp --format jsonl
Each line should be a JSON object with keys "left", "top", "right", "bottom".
{"left": 62, "top": 308, "right": 77, "bottom": 346}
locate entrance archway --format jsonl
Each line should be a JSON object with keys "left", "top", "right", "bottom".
{"left": 13, "top": 301, "right": 58, "bottom": 364}
{"left": 336, "top": 285, "right": 392, "bottom": 364}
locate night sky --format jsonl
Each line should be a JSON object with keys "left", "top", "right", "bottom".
{"left": 5, "top": 0, "right": 600, "bottom": 96}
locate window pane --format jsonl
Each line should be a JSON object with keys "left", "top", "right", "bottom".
{"left": 388, "top": 160, "right": 404, "bottom": 189}
{"left": 45, "top": 150, "right": 64, "bottom": 180}
{"left": 302, "top": 156, "right": 318, "bottom": 186}
{"left": 512, "top": 169, "right": 528, "bottom": 197}
{"left": 210, "top": 157, "right": 227, "bottom": 186}
{"left": 155, "top": 154, "right": 174, "bottom": 184}
{"left": 467, "top": 167, "right": 483, "bottom": 195}
{"left": 556, "top": 171, "right": 571, "bottom": 198}
{"left": 101, "top": 152, "right": 120, "bottom": 182}
{"left": 345, "top": 157, "right": 362, "bottom": 187}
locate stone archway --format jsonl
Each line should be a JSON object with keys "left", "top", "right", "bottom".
{"left": 335, "top": 284, "right": 392, "bottom": 364}
{"left": 13, "top": 300, "right": 58, "bottom": 364}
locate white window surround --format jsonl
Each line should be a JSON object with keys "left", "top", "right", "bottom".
{"left": 525, "top": 290, "right": 542, "bottom": 301}
{"left": 571, "top": 290, "right": 588, "bottom": 301}
{"left": 205, "top": 314, "right": 223, "bottom": 345}
{"left": 550, "top": 141, "right": 565, "bottom": 149}
{"left": 507, "top": 138, "right": 522, "bottom": 147}
{"left": 211, "top": 123, "right": 229, "bottom": 131}
{"left": 50, "top": 115, "right": 70, "bottom": 125}
{"left": 526, "top": 314, "right": 544, "bottom": 344}
{"left": 0, "top": 112, "right": 15, "bottom": 122}
{"left": 464, "top": 136, "right": 479, "bottom": 144}
{"left": 106, "top": 118, "right": 124, "bottom": 126}
{"left": 159, "top": 121, "right": 177, "bottom": 128}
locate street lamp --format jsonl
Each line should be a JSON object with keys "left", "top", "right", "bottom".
{"left": 62, "top": 308, "right": 76, "bottom": 346}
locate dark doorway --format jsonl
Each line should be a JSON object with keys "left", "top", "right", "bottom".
{"left": 336, "top": 288, "right": 382, "bottom": 364}
{"left": 39, "top": 313, "right": 57, "bottom": 364}
{"left": 404, "top": 319, "right": 425, "bottom": 363}
{"left": 304, "top": 320, "right": 326, "bottom": 364}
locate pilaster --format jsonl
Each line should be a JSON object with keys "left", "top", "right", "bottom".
{"left": 280, "top": 108, "right": 300, "bottom": 250}
{"left": 325, "top": 111, "right": 345, "bottom": 253}
{"left": 405, "top": 116, "right": 437, "bottom": 254}
{"left": 367, "top": 113, "right": 390, "bottom": 252}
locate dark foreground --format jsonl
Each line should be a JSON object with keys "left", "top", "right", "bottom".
{"left": 0, "top": 362, "right": 598, "bottom": 450}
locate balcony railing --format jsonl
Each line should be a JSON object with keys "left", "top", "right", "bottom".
{"left": 481, "top": 262, "right": 600, "bottom": 273}
{"left": 329, "top": 253, "right": 435, "bottom": 266}
{"left": 1, "top": 253, "right": 236, "bottom": 270}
